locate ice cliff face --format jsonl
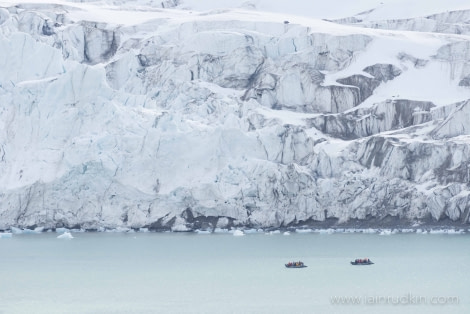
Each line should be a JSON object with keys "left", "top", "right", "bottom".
{"left": 1, "top": 1, "right": 470, "bottom": 231}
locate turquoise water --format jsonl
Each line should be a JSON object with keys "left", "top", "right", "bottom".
{"left": 0, "top": 232, "right": 468, "bottom": 314}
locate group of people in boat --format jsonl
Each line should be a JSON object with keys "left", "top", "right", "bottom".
{"left": 286, "top": 261, "right": 304, "bottom": 267}
{"left": 354, "top": 258, "right": 371, "bottom": 264}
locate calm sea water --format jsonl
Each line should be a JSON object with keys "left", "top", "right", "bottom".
{"left": 0, "top": 231, "right": 468, "bottom": 314}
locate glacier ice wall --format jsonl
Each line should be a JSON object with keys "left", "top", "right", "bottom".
{"left": 1, "top": 2, "right": 470, "bottom": 231}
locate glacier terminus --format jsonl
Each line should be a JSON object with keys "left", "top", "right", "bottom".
{"left": 1, "top": 0, "right": 470, "bottom": 232}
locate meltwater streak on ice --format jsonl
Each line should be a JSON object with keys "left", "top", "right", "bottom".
{"left": 0, "top": 232, "right": 468, "bottom": 314}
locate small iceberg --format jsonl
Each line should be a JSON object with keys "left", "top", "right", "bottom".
{"left": 265, "top": 230, "right": 281, "bottom": 235}
{"left": 232, "top": 230, "right": 245, "bottom": 236}
{"left": 195, "top": 229, "right": 211, "bottom": 234}
{"left": 429, "top": 229, "right": 446, "bottom": 234}
{"left": 214, "top": 228, "right": 229, "bottom": 233}
{"left": 106, "top": 227, "right": 132, "bottom": 233}
{"left": 0, "top": 232, "right": 12, "bottom": 238}
{"left": 283, "top": 231, "right": 290, "bottom": 236}
{"left": 317, "top": 228, "right": 335, "bottom": 234}
{"left": 295, "top": 228, "right": 313, "bottom": 233}
{"left": 57, "top": 232, "right": 74, "bottom": 239}
{"left": 11, "top": 227, "right": 43, "bottom": 234}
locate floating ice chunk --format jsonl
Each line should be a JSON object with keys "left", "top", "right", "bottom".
{"left": 107, "top": 227, "right": 132, "bottom": 233}
{"left": 244, "top": 229, "right": 259, "bottom": 234}
{"left": 0, "top": 233, "right": 12, "bottom": 238}
{"left": 214, "top": 228, "right": 229, "bottom": 233}
{"left": 317, "top": 228, "right": 334, "bottom": 234}
{"left": 195, "top": 230, "right": 211, "bottom": 234}
{"left": 139, "top": 228, "right": 149, "bottom": 233}
{"left": 22, "top": 228, "right": 41, "bottom": 234}
{"left": 401, "top": 229, "right": 414, "bottom": 233}
{"left": 232, "top": 230, "right": 245, "bottom": 236}
{"left": 11, "top": 227, "right": 43, "bottom": 234}
{"left": 171, "top": 224, "right": 190, "bottom": 232}
{"left": 265, "top": 230, "right": 280, "bottom": 235}
{"left": 11, "top": 227, "right": 23, "bottom": 234}
{"left": 444, "top": 229, "right": 465, "bottom": 234}
{"left": 429, "top": 229, "right": 446, "bottom": 234}
{"left": 57, "top": 232, "right": 73, "bottom": 239}
{"left": 283, "top": 231, "right": 290, "bottom": 236}
{"left": 295, "top": 228, "right": 313, "bottom": 233}
{"left": 55, "top": 228, "right": 70, "bottom": 233}
{"left": 379, "top": 229, "right": 392, "bottom": 235}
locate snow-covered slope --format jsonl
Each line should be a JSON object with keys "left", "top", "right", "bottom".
{"left": 1, "top": 0, "right": 470, "bottom": 231}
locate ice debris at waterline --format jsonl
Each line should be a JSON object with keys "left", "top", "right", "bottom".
{"left": 232, "top": 230, "right": 245, "bottom": 236}
{"left": 10, "top": 227, "right": 44, "bottom": 234}
{"left": 0, "top": 227, "right": 468, "bottom": 235}
{"left": 57, "top": 232, "right": 74, "bottom": 239}
{"left": 0, "top": 233, "right": 12, "bottom": 238}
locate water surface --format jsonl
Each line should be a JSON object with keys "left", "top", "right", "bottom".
{"left": 0, "top": 232, "right": 468, "bottom": 314}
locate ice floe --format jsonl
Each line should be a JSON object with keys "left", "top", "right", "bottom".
{"left": 195, "top": 230, "right": 211, "bottom": 234}
{"left": 214, "top": 228, "right": 229, "bottom": 233}
{"left": 57, "top": 232, "right": 74, "bottom": 239}
{"left": 0, "top": 232, "right": 12, "bottom": 238}
{"left": 232, "top": 230, "right": 245, "bottom": 236}
{"left": 265, "top": 230, "right": 281, "bottom": 235}
{"left": 295, "top": 228, "right": 313, "bottom": 233}
{"left": 11, "top": 227, "right": 43, "bottom": 234}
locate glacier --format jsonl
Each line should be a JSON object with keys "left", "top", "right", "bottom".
{"left": 1, "top": 0, "right": 470, "bottom": 232}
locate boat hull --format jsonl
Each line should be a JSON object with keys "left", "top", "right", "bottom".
{"left": 285, "top": 265, "right": 307, "bottom": 268}
{"left": 350, "top": 261, "right": 374, "bottom": 265}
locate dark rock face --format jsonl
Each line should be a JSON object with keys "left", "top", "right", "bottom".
{"left": 363, "top": 63, "right": 402, "bottom": 82}
{"left": 335, "top": 64, "right": 402, "bottom": 105}
{"left": 397, "top": 53, "right": 428, "bottom": 68}
{"left": 81, "top": 22, "right": 119, "bottom": 65}
{"left": 336, "top": 74, "right": 381, "bottom": 104}
{"left": 308, "top": 99, "right": 435, "bottom": 139}
{"left": 459, "top": 76, "right": 470, "bottom": 87}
